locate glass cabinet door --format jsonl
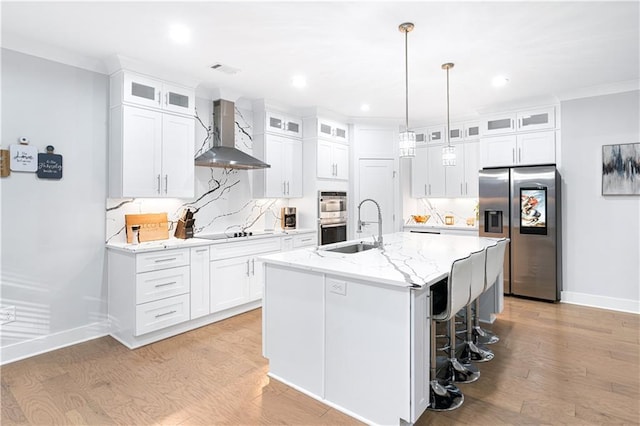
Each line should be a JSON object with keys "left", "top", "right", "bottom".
{"left": 163, "top": 83, "right": 195, "bottom": 116}
{"left": 123, "top": 73, "right": 161, "bottom": 109}
{"left": 517, "top": 107, "right": 555, "bottom": 132}
{"left": 482, "top": 114, "right": 516, "bottom": 136}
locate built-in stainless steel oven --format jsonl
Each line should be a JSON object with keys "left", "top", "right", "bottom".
{"left": 318, "top": 191, "right": 347, "bottom": 245}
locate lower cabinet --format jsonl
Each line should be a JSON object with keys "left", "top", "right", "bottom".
{"left": 108, "top": 232, "right": 317, "bottom": 349}
{"left": 108, "top": 248, "right": 192, "bottom": 347}
{"left": 209, "top": 237, "right": 282, "bottom": 314}
{"left": 190, "top": 246, "right": 210, "bottom": 319}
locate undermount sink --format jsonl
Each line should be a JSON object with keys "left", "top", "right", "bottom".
{"left": 324, "top": 242, "right": 377, "bottom": 254}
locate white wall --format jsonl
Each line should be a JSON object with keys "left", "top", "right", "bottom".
{"left": 560, "top": 90, "right": 640, "bottom": 313}
{"left": 1, "top": 49, "right": 109, "bottom": 363}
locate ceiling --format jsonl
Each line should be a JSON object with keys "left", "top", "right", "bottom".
{"left": 2, "top": 1, "right": 639, "bottom": 127}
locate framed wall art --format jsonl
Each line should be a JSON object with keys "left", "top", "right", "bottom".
{"left": 602, "top": 143, "right": 640, "bottom": 195}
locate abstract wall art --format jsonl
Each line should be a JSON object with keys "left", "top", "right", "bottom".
{"left": 602, "top": 143, "right": 640, "bottom": 195}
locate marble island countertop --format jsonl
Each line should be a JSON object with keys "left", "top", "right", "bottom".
{"left": 106, "top": 228, "right": 316, "bottom": 253}
{"left": 260, "top": 231, "right": 498, "bottom": 289}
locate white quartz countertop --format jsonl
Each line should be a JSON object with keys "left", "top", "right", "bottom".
{"left": 259, "top": 232, "right": 499, "bottom": 289}
{"left": 106, "top": 228, "right": 316, "bottom": 253}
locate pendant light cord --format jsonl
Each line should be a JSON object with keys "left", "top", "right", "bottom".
{"left": 446, "top": 65, "right": 450, "bottom": 147}
{"left": 404, "top": 29, "right": 409, "bottom": 131}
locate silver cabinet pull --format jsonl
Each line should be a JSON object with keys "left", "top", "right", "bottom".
{"left": 283, "top": 181, "right": 286, "bottom": 195}
{"left": 164, "top": 175, "right": 168, "bottom": 194}
{"left": 195, "top": 248, "right": 208, "bottom": 253}
{"left": 466, "top": 182, "right": 468, "bottom": 194}
{"left": 512, "top": 148, "right": 515, "bottom": 163}
{"left": 155, "top": 281, "right": 177, "bottom": 288}
{"left": 246, "top": 259, "right": 250, "bottom": 277}
{"left": 424, "top": 184, "right": 427, "bottom": 196}
{"left": 155, "top": 310, "right": 176, "bottom": 318}
{"left": 154, "top": 257, "right": 177, "bottom": 263}
{"left": 165, "top": 93, "right": 168, "bottom": 107}
{"left": 460, "top": 183, "right": 463, "bottom": 195}
{"left": 428, "top": 184, "right": 431, "bottom": 195}
{"left": 157, "top": 175, "right": 161, "bottom": 194}
{"left": 251, "top": 259, "right": 255, "bottom": 275}
{"left": 518, "top": 148, "right": 522, "bottom": 163}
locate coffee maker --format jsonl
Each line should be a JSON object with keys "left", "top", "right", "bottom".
{"left": 281, "top": 207, "right": 297, "bottom": 230}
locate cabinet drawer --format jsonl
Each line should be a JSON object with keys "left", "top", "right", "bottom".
{"left": 136, "top": 265, "right": 190, "bottom": 304}
{"left": 136, "top": 248, "right": 189, "bottom": 273}
{"left": 209, "top": 238, "right": 282, "bottom": 260}
{"left": 135, "top": 294, "right": 190, "bottom": 336}
{"left": 294, "top": 233, "right": 317, "bottom": 248}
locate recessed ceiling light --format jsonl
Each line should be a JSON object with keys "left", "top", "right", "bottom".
{"left": 292, "top": 75, "right": 307, "bottom": 89}
{"left": 360, "top": 103, "right": 370, "bottom": 112}
{"left": 492, "top": 75, "right": 510, "bottom": 87}
{"left": 169, "top": 23, "right": 191, "bottom": 44}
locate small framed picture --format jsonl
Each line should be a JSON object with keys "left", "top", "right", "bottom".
{"left": 602, "top": 143, "right": 640, "bottom": 195}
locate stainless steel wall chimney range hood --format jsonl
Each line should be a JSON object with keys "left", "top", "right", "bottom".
{"left": 194, "top": 99, "right": 270, "bottom": 170}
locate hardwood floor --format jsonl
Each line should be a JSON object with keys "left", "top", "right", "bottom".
{"left": 1, "top": 297, "right": 638, "bottom": 425}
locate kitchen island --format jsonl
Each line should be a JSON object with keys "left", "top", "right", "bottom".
{"left": 260, "top": 232, "right": 503, "bottom": 425}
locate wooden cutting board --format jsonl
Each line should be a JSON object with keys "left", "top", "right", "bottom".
{"left": 125, "top": 213, "right": 169, "bottom": 243}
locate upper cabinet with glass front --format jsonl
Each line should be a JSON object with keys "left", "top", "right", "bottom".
{"left": 516, "top": 107, "right": 555, "bottom": 132}
{"left": 318, "top": 118, "right": 349, "bottom": 143}
{"left": 110, "top": 70, "right": 195, "bottom": 116}
{"left": 481, "top": 106, "right": 555, "bottom": 136}
{"left": 264, "top": 111, "right": 303, "bottom": 138}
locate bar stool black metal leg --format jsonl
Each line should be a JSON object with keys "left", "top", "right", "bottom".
{"left": 428, "top": 318, "right": 463, "bottom": 411}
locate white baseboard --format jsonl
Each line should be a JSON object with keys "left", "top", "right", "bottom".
{"left": 561, "top": 291, "right": 640, "bottom": 314}
{"left": 0, "top": 321, "right": 109, "bottom": 365}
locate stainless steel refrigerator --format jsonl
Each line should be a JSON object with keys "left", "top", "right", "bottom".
{"left": 479, "top": 165, "right": 561, "bottom": 301}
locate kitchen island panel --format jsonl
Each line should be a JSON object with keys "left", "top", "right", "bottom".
{"left": 325, "top": 276, "right": 411, "bottom": 425}
{"left": 263, "top": 265, "right": 325, "bottom": 397}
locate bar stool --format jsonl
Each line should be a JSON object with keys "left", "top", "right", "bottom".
{"left": 428, "top": 251, "right": 482, "bottom": 411}
{"left": 473, "top": 238, "right": 508, "bottom": 345}
{"left": 459, "top": 246, "right": 494, "bottom": 363}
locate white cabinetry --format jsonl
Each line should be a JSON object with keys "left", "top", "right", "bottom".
{"left": 282, "top": 232, "right": 318, "bottom": 251}
{"left": 317, "top": 139, "right": 349, "bottom": 180}
{"left": 318, "top": 119, "right": 349, "bottom": 143}
{"left": 110, "top": 106, "right": 194, "bottom": 198}
{"left": 411, "top": 145, "right": 445, "bottom": 197}
{"left": 427, "top": 126, "right": 445, "bottom": 144}
{"left": 109, "top": 70, "right": 195, "bottom": 198}
{"left": 209, "top": 238, "right": 281, "bottom": 313}
{"left": 253, "top": 134, "right": 303, "bottom": 198}
{"left": 516, "top": 107, "right": 555, "bottom": 132}
{"left": 190, "top": 246, "right": 210, "bottom": 320}
{"left": 481, "top": 107, "right": 555, "bottom": 136}
{"left": 264, "top": 110, "right": 303, "bottom": 138}
{"left": 480, "top": 131, "right": 555, "bottom": 168}
{"left": 481, "top": 113, "right": 516, "bottom": 136}
{"left": 445, "top": 142, "right": 479, "bottom": 197}
{"left": 108, "top": 248, "right": 191, "bottom": 348}
{"left": 111, "top": 70, "right": 195, "bottom": 116}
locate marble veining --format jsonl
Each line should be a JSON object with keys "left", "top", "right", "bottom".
{"left": 105, "top": 99, "right": 287, "bottom": 244}
{"left": 261, "top": 232, "right": 499, "bottom": 288}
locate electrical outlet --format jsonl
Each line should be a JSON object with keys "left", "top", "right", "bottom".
{"left": 0, "top": 306, "right": 16, "bottom": 324}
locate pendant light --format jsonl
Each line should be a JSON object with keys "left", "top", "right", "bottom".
{"left": 442, "top": 62, "right": 456, "bottom": 166}
{"left": 398, "top": 22, "right": 416, "bottom": 158}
